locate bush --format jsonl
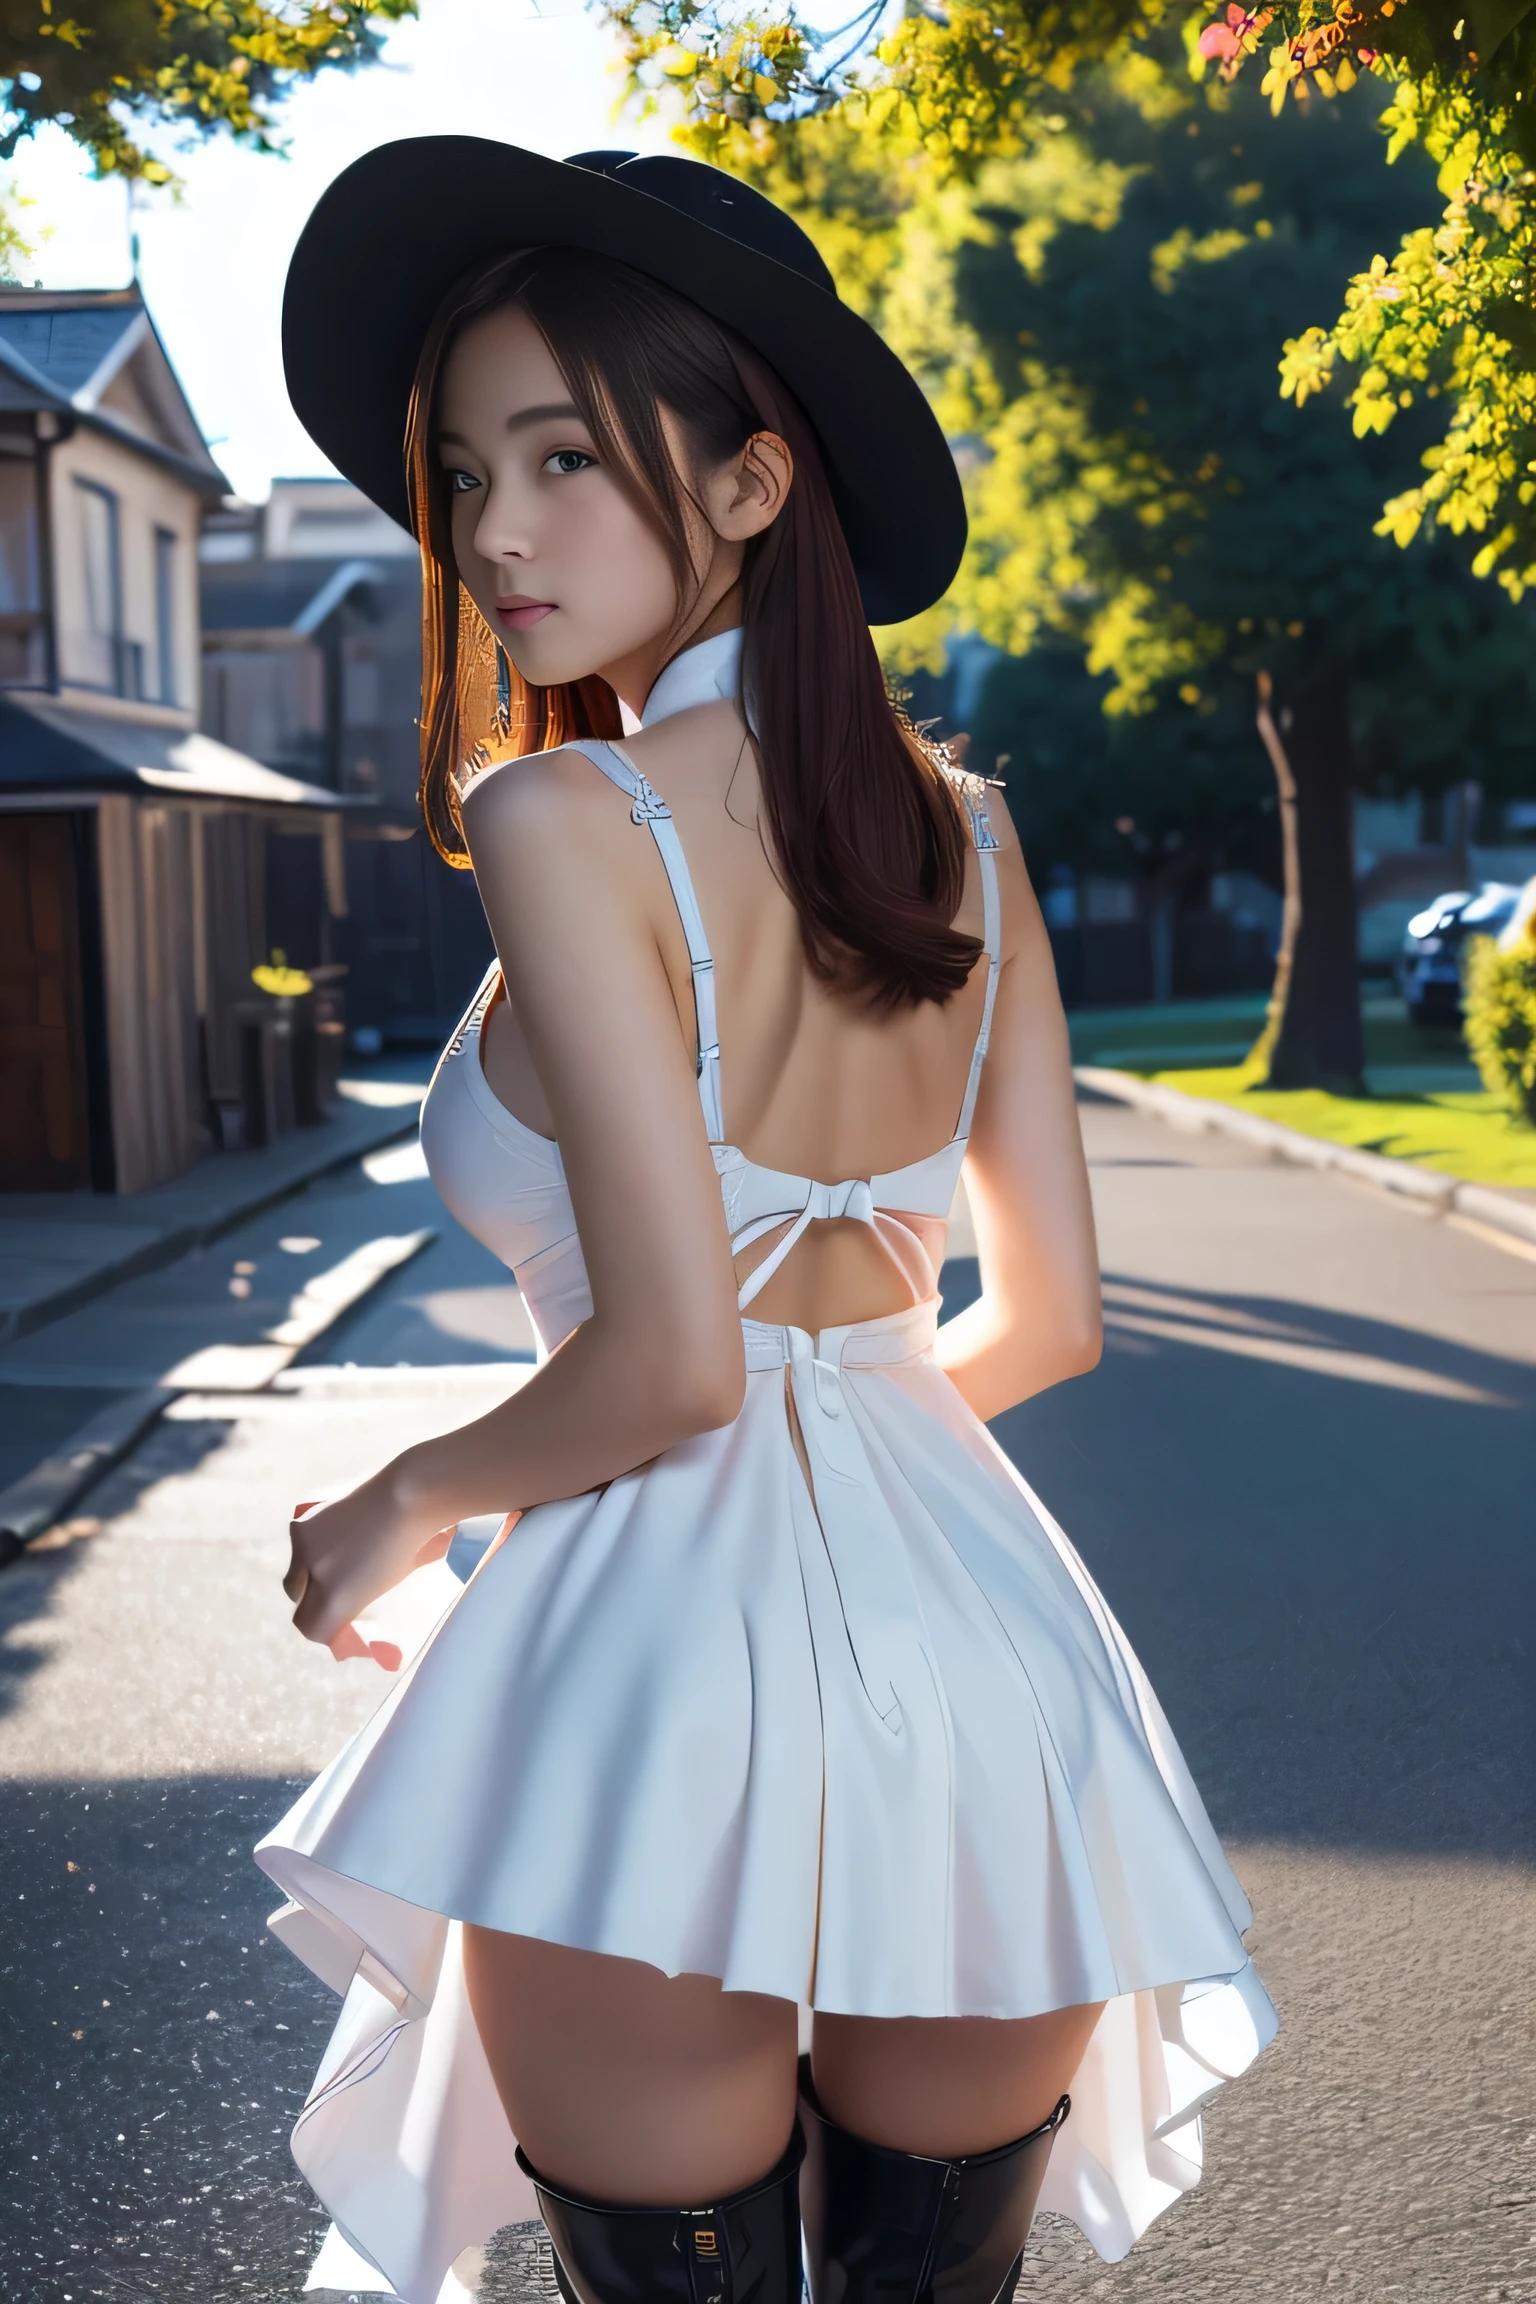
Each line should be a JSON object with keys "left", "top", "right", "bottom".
{"left": 1463, "top": 935, "right": 1536, "bottom": 1126}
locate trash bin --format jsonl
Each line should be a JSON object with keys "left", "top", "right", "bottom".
{"left": 235, "top": 999, "right": 297, "bottom": 1149}
{"left": 292, "top": 965, "right": 348, "bottom": 1126}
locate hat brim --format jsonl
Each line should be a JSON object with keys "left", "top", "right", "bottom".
{"left": 281, "top": 137, "right": 964, "bottom": 627}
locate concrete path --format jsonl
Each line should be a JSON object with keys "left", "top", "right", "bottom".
{"left": 990, "top": 1091, "right": 1535, "bottom": 2301}
{"left": 0, "top": 1072, "right": 439, "bottom": 1533}
{"left": 0, "top": 1097, "right": 1530, "bottom": 2301}
{"left": 0, "top": 1066, "right": 427, "bottom": 1347}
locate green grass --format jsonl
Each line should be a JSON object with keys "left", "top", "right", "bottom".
{"left": 1146, "top": 1069, "right": 1536, "bottom": 1189}
{"left": 1068, "top": 994, "right": 1270, "bottom": 1073}
{"left": 1067, "top": 992, "right": 1536, "bottom": 1188}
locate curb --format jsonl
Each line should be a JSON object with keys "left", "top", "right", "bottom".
{"left": 0, "top": 1385, "right": 168, "bottom": 1567}
{"left": 1451, "top": 1181, "right": 1536, "bottom": 1244}
{"left": 0, "top": 1226, "right": 436, "bottom": 1561}
{"left": 0, "top": 1093, "right": 422, "bottom": 1347}
{"left": 1074, "top": 1066, "right": 1536, "bottom": 1247}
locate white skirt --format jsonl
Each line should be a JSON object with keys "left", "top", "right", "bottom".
{"left": 256, "top": 1299, "right": 1276, "bottom": 2303}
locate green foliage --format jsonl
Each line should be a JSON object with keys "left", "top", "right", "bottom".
{"left": 604, "top": 0, "right": 1536, "bottom": 590}
{"left": 604, "top": 0, "right": 814, "bottom": 160}
{"left": 0, "top": 0, "right": 417, "bottom": 183}
{"left": 960, "top": 643, "right": 1279, "bottom": 889}
{"left": 610, "top": 0, "right": 1182, "bottom": 164}
{"left": 1121, "top": 3, "right": 1536, "bottom": 592}
{"left": 1462, "top": 930, "right": 1536, "bottom": 1122}
{"left": 895, "top": 60, "right": 1536, "bottom": 813}
{"left": 1278, "top": 102, "right": 1536, "bottom": 593}
{"left": 702, "top": 50, "right": 1536, "bottom": 880}
{"left": 0, "top": 176, "right": 35, "bottom": 275}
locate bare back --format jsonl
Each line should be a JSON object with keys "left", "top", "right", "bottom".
{"left": 478, "top": 697, "right": 1000, "bottom": 1334}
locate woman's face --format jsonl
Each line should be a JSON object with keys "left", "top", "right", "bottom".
{"left": 438, "top": 301, "right": 691, "bottom": 695}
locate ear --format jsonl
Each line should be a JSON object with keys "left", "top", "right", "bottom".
{"left": 712, "top": 430, "right": 793, "bottom": 543}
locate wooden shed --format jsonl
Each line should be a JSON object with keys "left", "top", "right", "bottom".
{"left": 0, "top": 285, "right": 357, "bottom": 1193}
{"left": 0, "top": 701, "right": 350, "bottom": 1192}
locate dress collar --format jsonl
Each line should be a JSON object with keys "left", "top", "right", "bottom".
{"left": 640, "top": 628, "right": 743, "bottom": 728}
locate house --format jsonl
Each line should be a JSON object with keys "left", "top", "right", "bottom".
{"left": 200, "top": 478, "right": 493, "bottom": 1047}
{"left": 0, "top": 287, "right": 350, "bottom": 1193}
{"left": 201, "top": 478, "right": 422, "bottom": 804}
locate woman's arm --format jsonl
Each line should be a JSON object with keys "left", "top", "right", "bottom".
{"left": 936, "top": 804, "right": 1102, "bottom": 1423}
{"left": 286, "top": 746, "right": 746, "bottom": 1646}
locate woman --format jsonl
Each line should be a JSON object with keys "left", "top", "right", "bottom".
{"left": 261, "top": 141, "right": 1275, "bottom": 2304}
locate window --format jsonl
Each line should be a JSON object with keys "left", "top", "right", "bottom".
{"left": 0, "top": 456, "right": 39, "bottom": 613}
{"left": 0, "top": 454, "right": 43, "bottom": 686}
{"left": 154, "top": 526, "right": 177, "bottom": 704}
{"left": 76, "top": 478, "right": 122, "bottom": 690}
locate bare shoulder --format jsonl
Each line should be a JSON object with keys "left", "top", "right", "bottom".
{"left": 977, "top": 782, "right": 1031, "bottom": 885}
{"left": 954, "top": 773, "right": 1021, "bottom": 854}
{"left": 944, "top": 770, "right": 1034, "bottom": 923}
{"left": 961, "top": 778, "right": 1050, "bottom": 975}
{"left": 460, "top": 741, "right": 649, "bottom": 894}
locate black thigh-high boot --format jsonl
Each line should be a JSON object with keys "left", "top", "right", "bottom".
{"left": 516, "top": 2128, "right": 806, "bottom": 2304}
{"left": 798, "top": 2060, "right": 1068, "bottom": 2304}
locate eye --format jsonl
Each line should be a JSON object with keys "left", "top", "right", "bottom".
{"left": 544, "top": 448, "right": 596, "bottom": 477}
{"left": 445, "top": 469, "right": 481, "bottom": 496}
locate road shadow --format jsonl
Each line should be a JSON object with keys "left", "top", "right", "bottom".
{"left": 0, "top": 1417, "right": 230, "bottom": 1730}
{"left": 0, "top": 1382, "right": 141, "bottom": 1495}
{"left": 0, "top": 1771, "right": 613, "bottom": 2304}
{"left": 0, "top": 1773, "right": 340, "bottom": 2301}
{"left": 948, "top": 1257, "right": 1536, "bottom": 1862}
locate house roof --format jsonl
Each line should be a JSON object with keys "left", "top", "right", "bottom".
{"left": 0, "top": 693, "right": 365, "bottom": 810}
{"left": 199, "top": 554, "right": 396, "bottom": 637}
{"left": 0, "top": 287, "right": 228, "bottom": 497}
{"left": 0, "top": 299, "right": 140, "bottom": 398}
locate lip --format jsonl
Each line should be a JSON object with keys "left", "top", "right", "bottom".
{"left": 494, "top": 597, "right": 556, "bottom": 630}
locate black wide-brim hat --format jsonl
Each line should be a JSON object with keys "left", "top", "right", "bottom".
{"left": 282, "top": 139, "right": 965, "bottom": 627}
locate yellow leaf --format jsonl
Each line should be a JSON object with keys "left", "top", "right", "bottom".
{"left": 252, "top": 964, "right": 312, "bottom": 997}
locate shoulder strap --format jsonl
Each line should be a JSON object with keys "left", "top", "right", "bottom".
{"left": 955, "top": 778, "right": 1003, "bottom": 1139}
{"left": 563, "top": 738, "right": 725, "bottom": 1143}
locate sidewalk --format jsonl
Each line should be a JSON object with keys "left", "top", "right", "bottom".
{"left": 1077, "top": 1065, "right": 1536, "bottom": 1247}
{"left": 0, "top": 1065, "right": 427, "bottom": 1346}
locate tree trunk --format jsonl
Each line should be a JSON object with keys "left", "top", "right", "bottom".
{"left": 1147, "top": 874, "right": 1178, "bottom": 1005}
{"left": 1245, "top": 673, "right": 1300, "bottom": 1077}
{"left": 1246, "top": 670, "right": 1366, "bottom": 1093}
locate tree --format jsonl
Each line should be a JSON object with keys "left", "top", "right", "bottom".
{"left": 609, "top": 50, "right": 1536, "bottom": 1087}
{"left": 0, "top": 0, "right": 417, "bottom": 185}
{"left": 915, "top": 60, "right": 1536, "bottom": 1088}
{"left": 1203, "top": 3, "right": 1536, "bottom": 602}
{"left": 0, "top": 174, "right": 33, "bottom": 274}
{"left": 609, "top": 0, "right": 1536, "bottom": 593}
{"left": 951, "top": 643, "right": 1284, "bottom": 1004}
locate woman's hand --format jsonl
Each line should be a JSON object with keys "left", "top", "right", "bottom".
{"left": 283, "top": 1465, "right": 454, "bottom": 1656}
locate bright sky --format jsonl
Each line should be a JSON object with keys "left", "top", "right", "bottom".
{"left": 6, "top": 0, "right": 674, "bottom": 502}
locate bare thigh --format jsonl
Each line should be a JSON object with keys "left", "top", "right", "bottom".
{"left": 810, "top": 2004, "right": 1105, "bottom": 2158}
{"left": 465, "top": 1926, "right": 1104, "bottom": 2200}
{"left": 462, "top": 1927, "right": 800, "bottom": 2204}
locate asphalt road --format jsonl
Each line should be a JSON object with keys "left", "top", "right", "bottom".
{"left": 1, "top": 1093, "right": 1531, "bottom": 2304}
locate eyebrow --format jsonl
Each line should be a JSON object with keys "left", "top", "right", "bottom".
{"left": 437, "top": 402, "right": 585, "bottom": 449}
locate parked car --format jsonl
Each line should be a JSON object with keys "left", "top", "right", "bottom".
{"left": 1399, "top": 882, "right": 1523, "bottom": 1026}
{"left": 1498, "top": 872, "right": 1536, "bottom": 955}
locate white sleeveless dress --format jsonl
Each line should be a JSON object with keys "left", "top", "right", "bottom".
{"left": 256, "top": 631, "right": 1276, "bottom": 2304}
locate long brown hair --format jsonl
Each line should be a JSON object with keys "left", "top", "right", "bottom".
{"left": 406, "top": 245, "right": 979, "bottom": 1008}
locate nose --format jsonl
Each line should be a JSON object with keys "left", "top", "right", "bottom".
{"left": 470, "top": 476, "right": 534, "bottom": 569}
